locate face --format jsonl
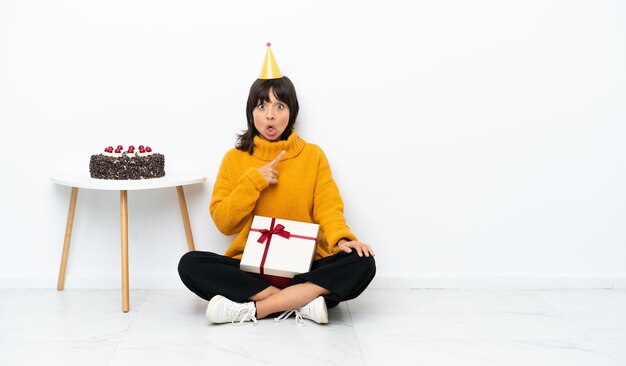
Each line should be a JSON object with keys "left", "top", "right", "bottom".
{"left": 253, "top": 88, "right": 290, "bottom": 141}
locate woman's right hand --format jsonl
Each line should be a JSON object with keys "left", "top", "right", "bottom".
{"left": 338, "top": 239, "right": 376, "bottom": 257}
{"left": 258, "top": 150, "right": 286, "bottom": 185}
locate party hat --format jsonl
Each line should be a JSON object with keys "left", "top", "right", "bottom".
{"left": 259, "top": 42, "right": 283, "bottom": 79}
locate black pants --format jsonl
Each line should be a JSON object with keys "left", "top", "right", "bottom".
{"left": 178, "top": 250, "right": 376, "bottom": 308}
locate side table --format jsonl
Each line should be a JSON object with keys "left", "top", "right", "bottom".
{"left": 50, "top": 173, "right": 207, "bottom": 312}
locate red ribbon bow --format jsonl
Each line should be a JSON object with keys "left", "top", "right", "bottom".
{"left": 257, "top": 223, "right": 290, "bottom": 244}
{"left": 252, "top": 218, "right": 290, "bottom": 275}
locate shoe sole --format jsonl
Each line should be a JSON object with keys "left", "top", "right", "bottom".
{"left": 206, "top": 295, "right": 225, "bottom": 323}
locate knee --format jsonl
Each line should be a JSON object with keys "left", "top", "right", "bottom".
{"left": 177, "top": 251, "right": 198, "bottom": 278}
{"left": 346, "top": 251, "right": 376, "bottom": 278}
{"left": 361, "top": 254, "right": 376, "bottom": 277}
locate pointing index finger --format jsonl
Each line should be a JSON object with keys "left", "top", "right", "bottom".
{"left": 268, "top": 150, "right": 286, "bottom": 167}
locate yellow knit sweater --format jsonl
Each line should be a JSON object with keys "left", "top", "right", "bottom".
{"left": 210, "top": 130, "right": 357, "bottom": 260}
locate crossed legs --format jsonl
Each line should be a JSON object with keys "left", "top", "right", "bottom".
{"left": 250, "top": 282, "right": 330, "bottom": 319}
{"left": 178, "top": 250, "right": 376, "bottom": 322}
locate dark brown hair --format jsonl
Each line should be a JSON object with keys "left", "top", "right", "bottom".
{"left": 236, "top": 76, "right": 300, "bottom": 154}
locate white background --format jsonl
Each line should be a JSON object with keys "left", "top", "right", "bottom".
{"left": 1, "top": 0, "right": 625, "bottom": 289}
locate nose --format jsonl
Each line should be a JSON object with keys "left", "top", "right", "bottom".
{"left": 265, "top": 106, "right": 275, "bottom": 120}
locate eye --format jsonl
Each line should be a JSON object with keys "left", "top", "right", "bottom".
{"left": 257, "top": 103, "right": 265, "bottom": 110}
{"left": 276, "top": 104, "right": 285, "bottom": 110}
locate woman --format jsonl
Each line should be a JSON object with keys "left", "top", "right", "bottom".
{"left": 178, "top": 44, "right": 376, "bottom": 325}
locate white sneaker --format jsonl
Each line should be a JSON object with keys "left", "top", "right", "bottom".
{"left": 299, "top": 296, "right": 328, "bottom": 324}
{"left": 275, "top": 296, "right": 328, "bottom": 326}
{"left": 206, "top": 295, "right": 257, "bottom": 325}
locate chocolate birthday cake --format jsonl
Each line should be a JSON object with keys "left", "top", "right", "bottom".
{"left": 89, "top": 145, "right": 165, "bottom": 180}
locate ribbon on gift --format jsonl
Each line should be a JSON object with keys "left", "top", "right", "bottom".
{"left": 250, "top": 217, "right": 281, "bottom": 275}
{"left": 249, "top": 217, "right": 317, "bottom": 275}
{"left": 256, "top": 223, "right": 290, "bottom": 244}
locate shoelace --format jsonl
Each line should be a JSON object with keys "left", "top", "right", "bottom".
{"left": 275, "top": 309, "right": 306, "bottom": 327}
{"left": 232, "top": 307, "right": 258, "bottom": 326}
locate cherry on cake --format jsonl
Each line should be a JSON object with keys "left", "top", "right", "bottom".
{"left": 89, "top": 145, "right": 165, "bottom": 180}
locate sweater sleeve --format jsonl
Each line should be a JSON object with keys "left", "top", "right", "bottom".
{"left": 209, "top": 153, "right": 269, "bottom": 235}
{"left": 312, "top": 148, "right": 357, "bottom": 253}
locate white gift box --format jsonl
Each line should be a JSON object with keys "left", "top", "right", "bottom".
{"left": 240, "top": 216, "right": 319, "bottom": 279}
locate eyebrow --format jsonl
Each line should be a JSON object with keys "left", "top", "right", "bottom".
{"left": 257, "top": 99, "right": 285, "bottom": 105}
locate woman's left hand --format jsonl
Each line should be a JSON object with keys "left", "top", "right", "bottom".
{"left": 338, "top": 240, "right": 375, "bottom": 257}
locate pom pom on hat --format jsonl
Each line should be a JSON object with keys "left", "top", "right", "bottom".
{"left": 259, "top": 42, "right": 283, "bottom": 79}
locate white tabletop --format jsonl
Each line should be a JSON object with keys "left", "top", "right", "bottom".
{"left": 50, "top": 172, "right": 207, "bottom": 191}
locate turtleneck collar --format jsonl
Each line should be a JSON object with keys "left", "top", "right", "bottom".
{"left": 252, "top": 130, "right": 306, "bottom": 162}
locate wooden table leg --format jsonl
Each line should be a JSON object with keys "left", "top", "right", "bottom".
{"left": 176, "top": 186, "right": 196, "bottom": 252}
{"left": 57, "top": 187, "right": 79, "bottom": 291}
{"left": 120, "top": 190, "right": 129, "bottom": 313}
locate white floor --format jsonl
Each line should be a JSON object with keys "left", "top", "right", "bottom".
{"left": 2, "top": 289, "right": 626, "bottom": 366}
